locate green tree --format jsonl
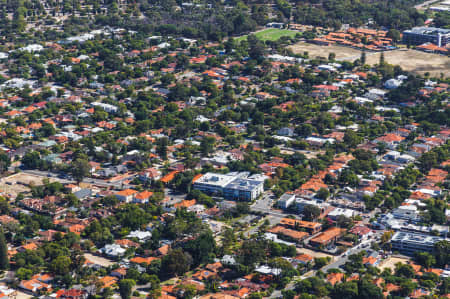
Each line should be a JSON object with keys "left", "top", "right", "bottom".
{"left": 379, "top": 52, "right": 385, "bottom": 66}
{"left": 434, "top": 240, "right": 450, "bottom": 268}
{"left": 183, "top": 231, "right": 216, "bottom": 266}
{"left": 399, "top": 279, "right": 417, "bottom": 297}
{"left": 119, "top": 279, "right": 136, "bottom": 299}
{"left": 0, "top": 229, "right": 8, "bottom": 270}
{"left": 315, "top": 188, "right": 330, "bottom": 200}
{"left": 343, "top": 130, "right": 362, "bottom": 148}
{"left": 22, "top": 151, "right": 41, "bottom": 169}
{"left": 50, "top": 255, "right": 71, "bottom": 275}
{"left": 200, "top": 136, "right": 216, "bottom": 156}
{"left": 239, "top": 239, "right": 267, "bottom": 267}
{"left": 328, "top": 52, "right": 336, "bottom": 61}
{"left": 358, "top": 279, "right": 384, "bottom": 299}
{"left": 313, "top": 257, "right": 329, "bottom": 269}
{"left": 338, "top": 169, "right": 359, "bottom": 187}
{"left": 395, "top": 263, "right": 415, "bottom": 278}
{"left": 16, "top": 267, "right": 32, "bottom": 280}
{"left": 360, "top": 51, "right": 366, "bottom": 65}
{"left": 331, "top": 281, "right": 358, "bottom": 299}
{"left": 0, "top": 150, "right": 10, "bottom": 174}
{"left": 303, "top": 204, "right": 321, "bottom": 221}
{"left": 161, "top": 249, "right": 193, "bottom": 278}
{"left": 247, "top": 34, "right": 265, "bottom": 60}
{"left": 414, "top": 252, "right": 435, "bottom": 269}
{"left": 386, "top": 29, "right": 401, "bottom": 43}
{"left": 156, "top": 137, "right": 169, "bottom": 160}
{"left": 71, "top": 158, "right": 90, "bottom": 184}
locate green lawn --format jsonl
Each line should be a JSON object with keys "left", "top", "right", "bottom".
{"left": 236, "top": 28, "right": 299, "bottom": 42}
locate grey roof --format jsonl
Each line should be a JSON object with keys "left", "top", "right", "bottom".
{"left": 392, "top": 231, "right": 445, "bottom": 246}
{"left": 404, "top": 27, "right": 450, "bottom": 35}
{"left": 74, "top": 188, "right": 92, "bottom": 199}
{"left": 224, "top": 178, "right": 262, "bottom": 191}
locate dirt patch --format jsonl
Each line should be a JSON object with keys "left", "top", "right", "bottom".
{"left": 289, "top": 42, "right": 450, "bottom": 76}
{"left": 297, "top": 248, "right": 333, "bottom": 259}
{"left": 0, "top": 173, "right": 59, "bottom": 198}
{"left": 377, "top": 256, "right": 410, "bottom": 272}
{"left": 289, "top": 42, "right": 363, "bottom": 60}
{"left": 84, "top": 253, "right": 115, "bottom": 267}
{"left": 15, "top": 291, "right": 33, "bottom": 299}
{"left": 364, "top": 50, "right": 450, "bottom": 76}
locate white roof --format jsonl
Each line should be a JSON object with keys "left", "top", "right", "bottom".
{"left": 255, "top": 265, "right": 282, "bottom": 275}
{"left": 195, "top": 115, "right": 210, "bottom": 122}
{"left": 369, "top": 88, "right": 387, "bottom": 96}
{"left": 195, "top": 172, "right": 236, "bottom": 187}
{"left": 328, "top": 207, "right": 355, "bottom": 218}
{"left": 127, "top": 230, "right": 152, "bottom": 240}
{"left": 102, "top": 244, "right": 126, "bottom": 256}
{"left": 354, "top": 97, "right": 373, "bottom": 103}
{"left": 19, "top": 44, "right": 44, "bottom": 52}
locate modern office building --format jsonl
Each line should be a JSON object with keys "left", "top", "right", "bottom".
{"left": 193, "top": 172, "right": 264, "bottom": 201}
{"left": 278, "top": 193, "right": 296, "bottom": 209}
{"left": 223, "top": 178, "right": 264, "bottom": 201}
{"left": 402, "top": 27, "right": 450, "bottom": 46}
{"left": 193, "top": 173, "right": 236, "bottom": 196}
{"left": 391, "top": 231, "right": 445, "bottom": 255}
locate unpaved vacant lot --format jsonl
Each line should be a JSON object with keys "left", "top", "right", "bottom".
{"left": 377, "top": 256, "right": 410, "bottom": 272}
{"left": 0, "top": 173, "right": 58, "bottom": 198}
{"left": 15, "top": 291, "right": 32, "bottom": 299}
{"left": 297, "top": 248, "right": 333, "bottom": 259}
{"left": 289, "top": 42, "right": 450, "bottom": 76}
{"left": 84, "top": 253, "right": 115, "bottom": 267}
{"left": 290, "top": 42, "right": 363, "bottom": 60}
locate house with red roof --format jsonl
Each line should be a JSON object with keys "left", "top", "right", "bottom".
{"left": 375, "top": 133, "right": 405, "bottom": 149}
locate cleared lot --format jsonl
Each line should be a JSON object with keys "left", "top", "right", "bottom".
{"left": 377, "top": 256, "right": 410, "bottom": 272}
{"left": 289, "top": 42, "right": 450, "bottom": 76}
{"left": 289, "top": 42, "right": 363, "bottom": 60}
{"left": 84, "top": 253, "right": 115, "bottom": 267}
{"left": 0, "top": 173, "right": 59, "bottom": 198}
{"left": 15, "top": 291, "right": 32, "bottom": 299}
{"left": 297, "top": 248, "right": 334, "bottom": 259}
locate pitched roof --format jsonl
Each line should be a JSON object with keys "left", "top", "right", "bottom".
{"left": 268, "top": 226, "right": 309, "bottom": 240}
{"left": 326, "top": 272, "right": 344, "bottom": 285}
{"left": 310, "top": 227, "right": 345, "bottom": 245}
{"left": 130, "top": 256, "right": 159, "bottom": 265}
{"left": 135, "top": 190, "right": 153, "bottom": 200}
{"left": 98, "top": 276, "right": 118, "bottom": 288}
{"left": 116, "top": 189, "right": 138, "bottom": 196}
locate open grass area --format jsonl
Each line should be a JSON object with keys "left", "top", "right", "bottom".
{"left": 236, "top": 28, "right": 299, "bottom": 42}
{"left": 289, "top": 42, "right": 450, "bottom": 76}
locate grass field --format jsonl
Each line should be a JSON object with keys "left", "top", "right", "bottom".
{"left": 236, "top": 28, "right": 299, "bottom": 42}
{"left": 289, "top": 42, "right": 450, "bottom": 76}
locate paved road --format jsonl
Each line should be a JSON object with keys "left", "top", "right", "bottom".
{"left": 414, "top": 0, "right": 438, "bottom": 9}
{"left": 250, "top": 192, "right": 301, "bottom": 219}
{"left": 269, "top": 233, "right": 382, "bottom": 298}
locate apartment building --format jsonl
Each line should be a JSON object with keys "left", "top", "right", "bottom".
{"left": 193, "top": 172, "right": 264, "bottom": 201}
{"left": 391, "top": 231, "right": 445, "bottom": 255}
{"left": 402, "top": 27, "right": 450, "bottom": 46}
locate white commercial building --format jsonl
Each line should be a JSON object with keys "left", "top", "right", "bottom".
{"left": 327, "top": 207, "right": 356, "bottom": 220}
{"left": 194, "top": 172, "right": 264, "bottom": 201}
{"left": 391, "top": 231, "right": 446, "bottom": 255}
